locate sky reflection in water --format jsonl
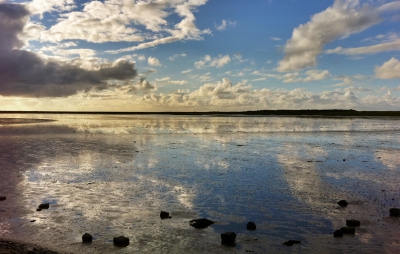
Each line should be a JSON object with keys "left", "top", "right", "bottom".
{"left": 0, "top": 114, "right": 400, "bottom": 253}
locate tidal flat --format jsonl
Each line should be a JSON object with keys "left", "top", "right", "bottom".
{"left": 0, "top": 114, "right": 400, "bottom": 253}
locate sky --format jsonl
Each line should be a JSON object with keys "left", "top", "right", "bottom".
{"left": 0, "top": 0, "right": 400, "bottom": 112}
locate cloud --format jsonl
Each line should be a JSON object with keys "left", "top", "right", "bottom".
{"left": 195, "top": 54, "right": 231, "bottom": 69}
{"left": 0, "top": 51, "right": 139, "bottom": 97}
{"left": 277, "top": 0, "right": 381, "bottom": 72}
{"left": 190, "top": 72, "right": 213, "bottom": 82}
{"left": 133, "top": 78, "right": 156, "bottom": 92}
{"left": 27, "top": 0, "right": 76, "bottom": 17}
{"left": 303, "top": 70, "right": 331, "bottom": 82}
{"left": 270, "top": 37, "right": 281, "bottom": 41}
{"left": 375, "top": 57, "right": 400, "bottom": 79}
{"left": 154, "top": 77, "right": 187, "bottom": 85}
{"left": 100, "top": 0, "right": 211, "bottom": 53}
{"left": 0, "top": 3, "right": 138, "bottom": 97}
{"left": 191, "top": 78, "right": 251, "bottom": 99}
{"left": 215, "top": 20, "right": 236, "bottom": 31}
{"left": 252, "top": 77, "right": 267, "bottom": 82}
{"left": 181, "top": 69, "right": 192, "bottom": 74}
{"left": 0, "top": 3, "right": 30, "bottom": 50}
{"left": 167, "top": 80, "right": 188, "bottom": 85}
{"left": 169, "top": 53, "right": 187, "bottom": 61}
{"left": 138, "top": 78, "right": 400, "bottom": 111}
{"left": 325, "top": 38, "right": 400, "bottom": 55}
{"left": 250, "top": 69, "right": 330, "bottom": 83}
{"left": 148, "top": 56, "right": 162, "bottom": 66}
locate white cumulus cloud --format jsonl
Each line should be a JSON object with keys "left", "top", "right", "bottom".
{"left": 148, "top": 56, "right": 162, "bottom": 66}
{"left": 30, "top": 0, "right": 210, "bottom": 52}
{"left": 195, "top": 54, "right": 231, "bottom": 69}
{"left": 215, "top": 20, "right": 236, "bottom": 31}
{"left": 375, "top": 57, "right": 400, "bottom": 79}
{"left": 277, "top": 0, "right": 381, "bottom": 72}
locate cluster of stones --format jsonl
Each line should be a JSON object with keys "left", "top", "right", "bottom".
{"left": 333, "top": 200, "right": 400, "bottom": 238}
{"left": 4, "top": 195, "right": 400, "bottom": 249}
{"left": 334, "top": 200, "right": 359, "bottom": 237}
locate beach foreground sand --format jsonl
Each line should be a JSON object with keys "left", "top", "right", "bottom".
{"left": 0, "top": 240, "right": 58, "bottom": 254}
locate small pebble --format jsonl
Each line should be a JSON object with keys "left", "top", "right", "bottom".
{"left": 337, "top": 200, "right": 348, "bottom": 207}
{"left": 0, "top": 196, "right": 6, "bottom": 201}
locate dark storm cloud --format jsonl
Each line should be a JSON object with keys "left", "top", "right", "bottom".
{"left": 0, "top": 3, "right": 29, "bottom": 50}
{"left": 0, "top": 3, "right": 138, "bottom": 98}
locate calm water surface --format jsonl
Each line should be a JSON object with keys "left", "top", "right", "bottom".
{"left": 0, "top": 114, "right": 400, "bottom": 253}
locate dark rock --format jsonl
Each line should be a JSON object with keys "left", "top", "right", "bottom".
{"left": 36, "top": 209, "right": 42, "bottom": 212}
{"left": 82, "top": 233, "right": 92, "bottom": 243}
{"left": 343, "top": 159, "right": 346, "bottom": 161}
{"left": 283, "top": 240, "right": 301, "bottom": 246}
{"left": 337, "top": 200, "right": 348, "bottom": 207}
{"left": 160, "top": 211, "right": 171, "bottom": 219}
{"left": 113, "top": 236, "right": 129, "bottom": 247}
{"left": 221, "top": 232, "right": 236, "bottom": 246}
{"left": 30, "top": 220, "right": 36, "bottom": 222}
{"left": 340, "top": 227, "right": 355, "bottom": 235}
{"left": 346, "top": 219, "right": 360, "bottom": 227}
{"left": 246, "top": 221, "right": 256, "bottom": 230}
{"left": 333, "top": 230, "right": 343, "bottom": 237}
{"left": 38, "top": 203, "right": 50, "bottom": 209}
{"left": 0, "top": 196, "right": 6, "bottom": 201}
{"left": 389, "top": 208, "right": 400, "bottom": 217}
{"left": 189, "top": 218, "right": 214, "bottom": 229}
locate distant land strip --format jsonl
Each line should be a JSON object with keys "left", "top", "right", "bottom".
{"left": 1, "top": 109, "right": 400, "bottom": 116}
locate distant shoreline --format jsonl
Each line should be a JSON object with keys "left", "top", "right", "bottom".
{"left": 1, "top": 109, "right": 400, "bottom": 117}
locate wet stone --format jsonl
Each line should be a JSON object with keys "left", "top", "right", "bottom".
{"left": 333, "top": 230, "right": 343, "bottom": 237}
{"left": 389, "top": 208, "right": 400, "bottom": 217}
{"left": 221, "top": 232, "right": 236, "bottom": 246}
{"left": 189, "top": 218, "right": 214, "bottom": 229}
{"left": 283, "top": 240, "right": 301, "bottom": 246}
{"left": 82, "top": 233, "right": 92, "bottom": 243}
{"left": 337, "top": 200, "right": 348, "bottom": 207}
{"left": 340, "top": 227, "right": 355, "bottom": 235}
{"left": 346, "top": 219, "right": 360, "bottom": 227}
{"left": 160, "top": 211, "right": 172, "bottom": 219}
{"left": 0, "top": 196, "right": 6, "bottom": 201}
{"left": 246, "top": 221, "right": 256, "bottom": 231}
{"left": 113, "top": 236, "right": 129, "bottom": 247}
{"left": 38, "top": 203, "right": 50, "bottom": 209}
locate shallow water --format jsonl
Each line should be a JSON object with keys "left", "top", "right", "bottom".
{"left": 0, "top": 114, "right": 400, "bottom": 253}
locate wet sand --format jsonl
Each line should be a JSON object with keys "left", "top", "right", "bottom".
{"left": 0, "top": 240, "right": 58, "bottom": 254}
{"left": 1, "top": 114, "right": 400, "bottom": 253}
